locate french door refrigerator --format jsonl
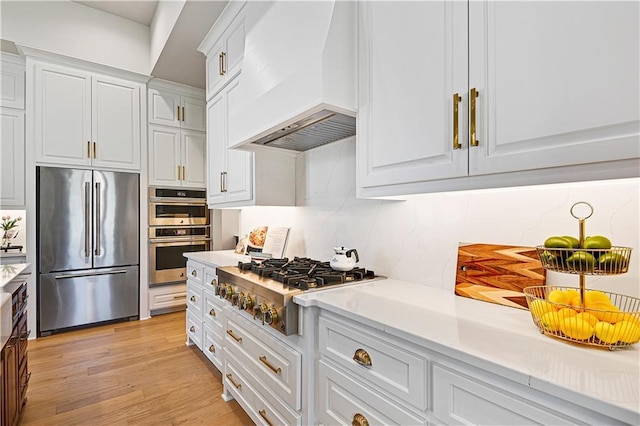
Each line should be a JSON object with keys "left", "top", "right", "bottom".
{"left": 37, "top": 166, "right": 139, "bottom": 336}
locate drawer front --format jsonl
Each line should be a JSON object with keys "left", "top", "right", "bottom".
{"left": 203, "top": 266, "right": 219, "bottom": 294}
{"left": 186, "top": 261, "right": 203, "bottom": 284}
{"left": 319, "top": 315, "right": 428, "bottom": 410}
{"left": 186, "top": 310, "right": 203, "bottom": 349}
{"left": 203, "top": 323, "right": 222, "bottom": 371}
{"left": 203, "top": 290, "right": 225, "bottom": 335}
{"left": 149, "top": 284, "right": 186, "bottom": 310}
{"left": 186, "top": 280, "right": 204, "bottom": 318}
{"left": 225, "top": 310, "right": 302, "bottom": 410}
{"left": 225, "top": 350, "right": 301, "bottom": 426}
{"left": 432, "top": 363, "right": 575, "bottom": 426}
{"left": 318, "top": 359, "right": 426, "bottom": 426}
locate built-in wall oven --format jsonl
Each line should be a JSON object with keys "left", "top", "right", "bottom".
{"left": 149, "top": 188, "right": 210, "bottom": 286}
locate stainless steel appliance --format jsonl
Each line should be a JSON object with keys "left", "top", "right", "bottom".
{"left": 148, "top": 187, "right": 209, "bottom": 226}
{"left": 216, "top": 258, "right": 380, "bottom": 335}
{"left": 149, "top": 225, "right": 210, "bottom": 285}
{"left": 37, "top": 166, "right": 139, "bottom": 336}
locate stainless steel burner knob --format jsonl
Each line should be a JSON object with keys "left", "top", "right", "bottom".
{"left": 240, "top": 295, "right": 253, "bottom": 311}
{"left": 231, "top": 293, "right": 239, "bottom": 306}
{"left": 220, "top": 284, "right": 234, "bottom": 300}
{"left": 264, "top": 307, "right": 279, "bottom": 325}
{"left": 214, "top": 282, "right": 223, "bottom": 296}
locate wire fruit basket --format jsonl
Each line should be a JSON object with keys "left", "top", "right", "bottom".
{"left": 525, "top": 202, "right": 637, "bottom": 350}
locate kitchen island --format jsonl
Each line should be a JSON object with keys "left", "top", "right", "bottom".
{"left": 294, "top": 279, "right": 640, "bottom": 425}
{"left": 1, "top": 263, "right": 30, "bottom": 348}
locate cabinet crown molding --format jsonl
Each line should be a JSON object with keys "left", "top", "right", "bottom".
{"left": 147, "top": 78, "right": 205, "bottom": 99}
{"left": 0, "top": 52, "right": 25, "bottom": 67}
{"left": 197, "top": 0, "right": 246, "bottom": 55}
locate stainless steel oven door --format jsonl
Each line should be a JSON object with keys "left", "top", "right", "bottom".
{"left": 149, "top": 238, "right": 210, "bottom": 285}
{"left": 149, "top": 202, "right": 210, "bottom": 226}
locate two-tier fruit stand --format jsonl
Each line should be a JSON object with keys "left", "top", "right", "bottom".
{"left": 524, "top": 202, "right": 639, "bottom": 350}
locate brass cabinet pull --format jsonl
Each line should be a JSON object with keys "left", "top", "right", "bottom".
{"left": 182, "top": 106, "right": 186, "bottom": 122}
{"left": 220, "top": 172, "right": 224, "bottom": 193}
{"left": 470, "top": 87, "right": 479, "bottom": 147}
{"left": 219, "top": 52, "right": 224, "bottom": 76}
{"left": 353, "top": 348, "right": 372, "bottom": 367}
{"left": 208, "top": 345, "right": 215, "bottom": 353}
{"left": 226, "top": 373, "right": 241, "bottom": 389}
{"left": 189, "top": 325, "right": 195, "bottom": 333}
{"left": 191, "top": 269, "right": 197, "bottom": 277}
{"left": 177, "top": 105, "right": 181, "bottom": 121}
{"left": 93, "top": 142, "right": 97, "bottom": 159}
{"left": 226, "top": 329, "right": 242, "bottom": 342}
{"left": 352, "top": 413, "right": 370, "bottom": 426}
{"left": 259, "top": 409, "right": 274, "bottom": 426}
{"left": 87, "top": 141, "right": 91, "bottom": 158}
{"left": 209, "top": 308, "right": 216, "bottom": 317}
{"left": 178, "top": 165, "right": 182, "bottom": 180}
{"left": 210, "top": 278, "right": 218, "bottom": 287}
{"left": 221, "top": 51, "right": 226, "bottom": 75}
{"left": 452, "top": 93, "right": 462, "bottom": 150}
{"left": 190, "top": 295, "right": 196, "bottom": 302}
{"left": 182, "top": 166, "right": 186, "bottom": 181}
{"left": 223, "top": 171, "right": 228, "bottom": 192}
{"left": 173, "top": 295, "right": 186, "bottom": 299}
{"left": 259, "top": 355, "right": 281, "bottom": 374}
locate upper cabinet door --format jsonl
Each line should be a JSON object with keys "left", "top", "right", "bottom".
{"left": 357, "top": 1, "right": 468, "bottom": 191}
{"left": 35, "top": 63, "right": 92, "bottom": 166}
{"left": 148, "top": 88, "right": 181, "bottom": 127}
{"left": 91, "top": 75, "right": 141, "bottom": 170}
{"left": 149, "top": 125, "right": 181, "bottom": 187}
{"left": 0, "top": 108, "right": 25, "bottom": 207}
{"left": 469, "top": 1, "right": 640, "bottom": 175}
{"left": 181, "top": 96, "right": 206, "bottom": 132}
{"left": 182, "top": 130, "right": 206, "bottom": 188}
{"left": 206, "top": 92, "right": 228, "bottom": 205}
{"left": 0, "top": 58, "right": 25, "bottom": 109}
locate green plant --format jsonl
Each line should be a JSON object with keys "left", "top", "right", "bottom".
{"left": 1, "top": 215, "right": 22, "bottom": 231}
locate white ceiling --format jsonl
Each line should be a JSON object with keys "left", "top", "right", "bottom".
{"left": 73, "top": 0, "right": 227, "bottom": 88}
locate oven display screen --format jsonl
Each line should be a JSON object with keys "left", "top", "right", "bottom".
{"left": 155, "top": 244, "right": 208, "bottom": 270}
{"left": 155, "top": 204, "right": 207, "bottom": 219}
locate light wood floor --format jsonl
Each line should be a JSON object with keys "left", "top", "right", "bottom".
{"left": 21, "top": 312, "right": 254, "bottom": 425}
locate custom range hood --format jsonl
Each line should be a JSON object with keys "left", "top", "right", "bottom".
{"left": 228, "top": 0, "right": 356, "bottom": 154}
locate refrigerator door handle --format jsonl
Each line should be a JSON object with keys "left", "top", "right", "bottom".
{"left": 84, "top": 182, "right": 91, "bottom": 258}
{"left": 95, "top": 181, "right": 101, "bottom": 256}
{"left": 54, "top": 270, "right": 128, "bottom": 280}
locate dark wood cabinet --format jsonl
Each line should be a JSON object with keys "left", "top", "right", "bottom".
{"left": 1, "top": 283, "right": 29, "bottom": 426}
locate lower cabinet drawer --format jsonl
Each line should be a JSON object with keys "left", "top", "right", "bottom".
{"left": 432, "top": 363, "right": 576, "bottom": 425}
{"left": 203, "top": 290, "right": 224, "bottom": 336}
{"left": 225, "top": 311, "right": 301, "bottom": 410}
{"left": 319, "top": 314, "right": 428, "bottom": 410}
{"left": 225, "top": 350, "right": 301, "bottom": 426}
{"left": 186, "top": 310, "right": 202, "bottom": 350}
{"left": 149, "top": 284, "right": 186, "bottom": 311}
{"left": 318, "top": 359, "right": 427, "bottom": 426}
{"left": 203, "top": 323, "right": 222, "bottom": 371}
{"left": 186, "top": 280, "right": 204, "bottom": 317}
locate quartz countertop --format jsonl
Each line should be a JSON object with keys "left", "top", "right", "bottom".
{"left": 294, "top": 279, "right": 640, "bottom": 425}
{"left": 184, "top": 250, "right": 251, "bottom": 267}
{"left": 1, "top": 263, "right": 31, "bottom": 348}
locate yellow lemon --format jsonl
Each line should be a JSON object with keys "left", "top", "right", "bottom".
{"left": 599, "top": 305, "right": 626, "bottom": 324}
{"left": 587, "top": 301, "right": 618, "bottom": 321}
{"left": 584, "top": 290, "right": 611, "bottom": 305}
{"left": 547, "top": 289, "right": 569, "bottom": 305}
{"left": 575, "top": 312, "right": 599, "bottom": 327}
{"left": 540, "top": 311, "right": 562, "bottom": 332}
{"left": 614, "top": 321, "right": 640, "bottom": 344}
{"left": 529, "top": 299, "right": 556, "bottom": 319}
{"left": 560, "top": 317, "right": 594, "bottom": 340}
{"left": 556, "top": 307, "right": 578, "bottom": 321}
{"left": 618, "top": 313, "right": 640, "bottom": 327}
{"left": 594, "top": 322, "right": 622, "bottom": 344}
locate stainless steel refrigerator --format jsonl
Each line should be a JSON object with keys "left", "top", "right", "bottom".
{"left": 37, "top": 166, "right": 139, "bottom": 336}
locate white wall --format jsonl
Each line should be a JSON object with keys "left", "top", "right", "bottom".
{"left": 149, "top": 0, "right": 185, "bottom": 71}
{"left": 239, "top": 137, "right": 640, "bottom": 298}
{"left": 0, "top": 1, "right": 150, "bottom": 75}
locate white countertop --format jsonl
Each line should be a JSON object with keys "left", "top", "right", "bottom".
{"left": 1, "top": 262, "right": 30, "bottom": 288}
{"left": 1, "top": 263, "right": 31, "bottom": 348}
{"left": 294, "top": 279, "right": 640, "bottom": 424}
{"left": 184, "top": 250, "right": 251, "bottom": 267}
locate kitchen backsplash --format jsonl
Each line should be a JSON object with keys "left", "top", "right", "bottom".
{"left": 238, "top": 137, "right": 639, "bottom": 297}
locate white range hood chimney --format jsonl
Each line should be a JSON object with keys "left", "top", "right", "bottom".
{"left": 228, "top": 0, "right": 356, "bottom": 154}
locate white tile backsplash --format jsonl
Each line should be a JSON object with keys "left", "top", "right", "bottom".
{"left": 239, "top": 137, "right": 639, "bottom": 297}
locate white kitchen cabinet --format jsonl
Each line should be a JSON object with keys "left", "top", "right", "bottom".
{"left": 34, "top": 61, "right": 141, "bottom": 171}
{"left": 148, "top": 283, "right": 186, "bottom": 314}
{"left": 0, "top": 53, "right": 25, "bottom": 109}
{"left": 357, "top": 1, "right": 640, "bottom": 198}
{"left": 0, "top": 108, "right": 25, "bottom": 207}
{"left": 200, "top": 2, "right": 246, "bottom": 100}
{"left": 148, "top": 125, "right": 206, "bottom": 188}
{"left": 148, "top": 85, "right": 205, "bottom": 132}
{"left": 206, "top": 77, "right": 296, "bottom": 208}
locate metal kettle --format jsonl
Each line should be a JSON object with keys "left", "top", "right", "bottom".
{"left": 330, "top": 247, "right": 360, "bottom": 271}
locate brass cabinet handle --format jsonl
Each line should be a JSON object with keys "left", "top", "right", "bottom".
{"left": 223, "top": 171, "right": 228, "bottom": 192}
{"left": 173, "top": 295, "right": 186, "bottom": 299}
{"left": 221, "top": 51, "right": 226, "bottom": 75}
{"left": 209, "top": 308, "right": 216, "bottom": 317}
{"left": 259, "top": 355, "right": 281, "bottom": 374}
{"left": 182, "top": 166, "right": 186, "bottom": 181}
{"left": 226, "top": 329, "right": 242, "bottom": 342}
{"left": 452, "top": 93, "right": 462, "bottom": 150}
{"left": 190, "top": 295, "right": 196, "bottom": 302}
{"left": 177, "top": 165, "right": 181, "bottom": 180}
{"left": 226, "top": 373, "right": 241, "bottom": 389}
{"left": 189, "top": 325, "right": 195, "bottom": 333}
{"left": 220, "top": 172, "right": 224, "bottom": 193}
{"left": 209, "top": 278, "right": 218, "bottom": 287}
{"left": 259, "top": 409, "right": 274, "bottom": 426}
{"left": 177, "top": 105, "right": 181, "bottom": 121}
{"left": 353, "top": 348, "right": 372, "bottom": 367}
{"left": 208, "top": 344, "right": 215, "bottom": 353}
{"left": 470, "top": 87, "right": 479, "bottom": 147}
{"left": 219, "top": 52, "right": 224, "bottom": 76}
{"left": 182, "top": 106, "right": 185, "bottom": 122}
{"left": 191, "top": 269, "right": 197, "bottom": 277}
{"left": 93, "top": 142, "right": 97, "bottom": 159}
{"left": 87, "top": 141, "right": 91, "bottom": 158}
{"left": 352, "top": 413, "right": 369, "bottom": 426}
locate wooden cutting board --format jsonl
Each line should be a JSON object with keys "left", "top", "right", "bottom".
{"left": 455, "top": 243, "right": 546, "bottom": 310}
